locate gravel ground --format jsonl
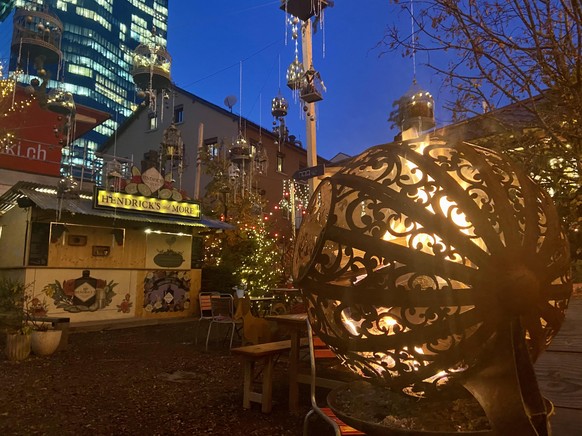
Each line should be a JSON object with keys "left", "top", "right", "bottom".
{"left": 0, "top": 321, "right": 311, "bottom": 436}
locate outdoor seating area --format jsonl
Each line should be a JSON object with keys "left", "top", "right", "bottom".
{"left": 200, "top": 287, "right": 304, "bottom": 349}
{"left": 198, "top": 287, "right": 582, "bottom": 436}
{"left": 1, "top": 288, "right": 580, "bottom": 435}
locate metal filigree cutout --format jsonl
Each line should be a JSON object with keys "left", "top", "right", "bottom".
{"left": 293, "top": 136, "right": 572, "bottom": 395}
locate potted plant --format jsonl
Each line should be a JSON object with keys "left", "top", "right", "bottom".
{"left": 0, "top": 278, "right": 32, "bottom": 361}
{"left": 24, "top": 294, "right": 62, "bottom": 357}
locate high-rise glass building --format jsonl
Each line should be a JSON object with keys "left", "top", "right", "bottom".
{"left": 0, "top": 1, "right": 15, "bottom": 22}
{"left": 1, "top": 0, "right": 169, "bottom": 179}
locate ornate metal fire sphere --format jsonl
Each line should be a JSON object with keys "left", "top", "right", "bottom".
{"left": 292, "top": 136, "right": 572, "bottom": 433}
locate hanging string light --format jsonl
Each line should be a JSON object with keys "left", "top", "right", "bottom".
{"left": 0, "top": 67, "right": 36, "bottom": 153}
{"left": 279, "top": 179, "right": 310, "bottom": 216}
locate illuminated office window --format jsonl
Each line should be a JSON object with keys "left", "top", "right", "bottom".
{"left": 68, "top": 64, "right": 92, "bottom": 77}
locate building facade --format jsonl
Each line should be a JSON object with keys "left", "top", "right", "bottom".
{"left": 2, "top": 0, "right": 169, "bottom": 178}
{"left": 99, "top": 85, "right": 327, "bottom": 239}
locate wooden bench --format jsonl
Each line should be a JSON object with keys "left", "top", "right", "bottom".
{"left": 231, "top": 338, "right": 308, "bottom": 413}
{"left": 31, "top": 316, "right": 70, "bottom": 351}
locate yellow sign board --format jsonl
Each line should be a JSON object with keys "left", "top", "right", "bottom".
{"left": 94, "top": 189, "right": 200, "bottom": 219}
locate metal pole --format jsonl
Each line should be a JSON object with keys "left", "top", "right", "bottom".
{"left": 290, "top": 180, "right": 296, "bottom": 239}
{"left": 301, "top": 19, "right": 319, "bottom": 194}
{"left": 195, "top": 122, "right": 204, "bottom": 199}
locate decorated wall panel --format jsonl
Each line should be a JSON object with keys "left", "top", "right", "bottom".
{"left": 145, "top": 233, "right": 192, "bottom": 269}
{"left": 139, "top": 270, "right": 194, "bottom": 318}
{"left": 24, "top": 268, "right": 137, "bottom": 322}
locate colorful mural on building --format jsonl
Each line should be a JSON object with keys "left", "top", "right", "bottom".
{"left": 42, "top": 270, "right": 118, "bottom": 313}
{"left": 143, "top": 270, "right": 190, "bottom": 313}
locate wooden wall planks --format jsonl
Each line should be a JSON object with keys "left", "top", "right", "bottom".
{"left": 535, "top": 296, "right": 582, "bottom": 435}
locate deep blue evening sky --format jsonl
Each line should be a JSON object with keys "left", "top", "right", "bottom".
{"left": 0, "top": 1, "right": 452, "bottom": 161}
{"left": 168, "top": 1, "right": 449, "bottom": 161}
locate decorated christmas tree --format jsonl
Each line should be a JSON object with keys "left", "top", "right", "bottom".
{"left": 200, "top": 139, "right": 282, "bottom": 296}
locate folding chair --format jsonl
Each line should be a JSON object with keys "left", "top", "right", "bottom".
{"left": 195, "top": 291, "right": 218, "bottom": 345}
{"left": 205, "top": 293, "right": 243, "bottom": 350}
{"left": 303, "top": 320, "right": 364, "bottom": 436}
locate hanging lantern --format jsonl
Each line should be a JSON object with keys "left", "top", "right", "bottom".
{"left": 46, "top": 88, "right": 75, "bottom": 116}
{"left": 280, "top": 0, "right": 329, "bottom": 21}
{"left": 293, "top": 136, "right": 572, "bottom": 434}
{"left": 300, "top": 67, "right": 324, "bottom": 103}
{"left": 229, "top": 133, "right": 251, "bottom": 162}
{"left": 396, "top": 81, "right": 435, "bottom": 134}
{"left": 132, "top": 42, "right": 172, "bottom": 91}
{"left": 11, "top": 7, "right": 62, "bottom": 69}
{"left": 271, "top": 93, "right": 289, "bottom": 118}
{"left": 286, "top": 57, "right": 304, "bottom": 90}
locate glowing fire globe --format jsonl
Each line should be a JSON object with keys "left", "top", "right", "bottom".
{"left": 292, "top": 137, "right": 572, "bottom": 395}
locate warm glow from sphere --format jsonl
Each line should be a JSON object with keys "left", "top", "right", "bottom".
{"left": 292, "top": 136, "right": 572, "bottom": 395}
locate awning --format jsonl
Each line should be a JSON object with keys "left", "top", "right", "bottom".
{"left": 0, "top": 182, "right": 233, "bottom": 230}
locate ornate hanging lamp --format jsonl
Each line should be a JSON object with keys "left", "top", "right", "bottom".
{"left": 271, "top": 93, "right": 289, "bottom": 118}
{"left": 132, "top": 40, "right": 172, "bottom": 91}
{"left": 160, "top": 122, "right": 185, "bottom": 190}
{"left": 11, "top": 6, "right": 63, "bottom": 75}
{"left": 286, "top": 56, "right": 304, "bottom": 91}
{"left": 397, "top": 80, "right": 435, "bottom": 134}
{"left": 229, "top": 133, "right": 251, "bottom": 163}
{"left": 132, "top": 29, "right": 172, "bottom": 117}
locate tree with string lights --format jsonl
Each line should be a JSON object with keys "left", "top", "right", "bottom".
{"left": 199, "top": 143, "right": 282, "bottom": 296}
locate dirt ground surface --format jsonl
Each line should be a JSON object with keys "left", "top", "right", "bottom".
{"left": 0, "top": 320, "right": 311, "bottom": 436}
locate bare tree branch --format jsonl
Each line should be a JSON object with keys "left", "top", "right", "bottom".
{"left": 384, "top": 0, "right": 581, "bottom": 235}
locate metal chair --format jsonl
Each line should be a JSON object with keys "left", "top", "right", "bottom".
{"left": 205, "top": 293, "right": 243, "bottom": 350}
{"left": 195, "top": 291, "right": 218, "bottom": 345}
{"left": 303, "top": 320, "right": 364, "bottom": 436}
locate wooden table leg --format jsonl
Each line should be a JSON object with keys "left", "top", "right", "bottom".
{"left": 242, "top": 360, "right": 253, "bottom": 409}
{"left": 262, "top": 355, "right": 274, "bottom": 413}
{"left": 288, "top": 329, "right": 300, "bottom": 413}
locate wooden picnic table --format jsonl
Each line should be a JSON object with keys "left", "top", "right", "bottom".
{"left": 264, "top": 312, "right": 308, "bottom": 413}
{"left": 270, "top": 287, "right": 300, "bottom": 294}
{"left": 249, "top": 296, "right": 278, "bottom": 317}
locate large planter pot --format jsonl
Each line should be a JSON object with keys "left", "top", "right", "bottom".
{"left": 5, "top": 332, "right": 31, "bottom": 361}
{"left": 31, "top": 330, "right": 62, "bottom": 356}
